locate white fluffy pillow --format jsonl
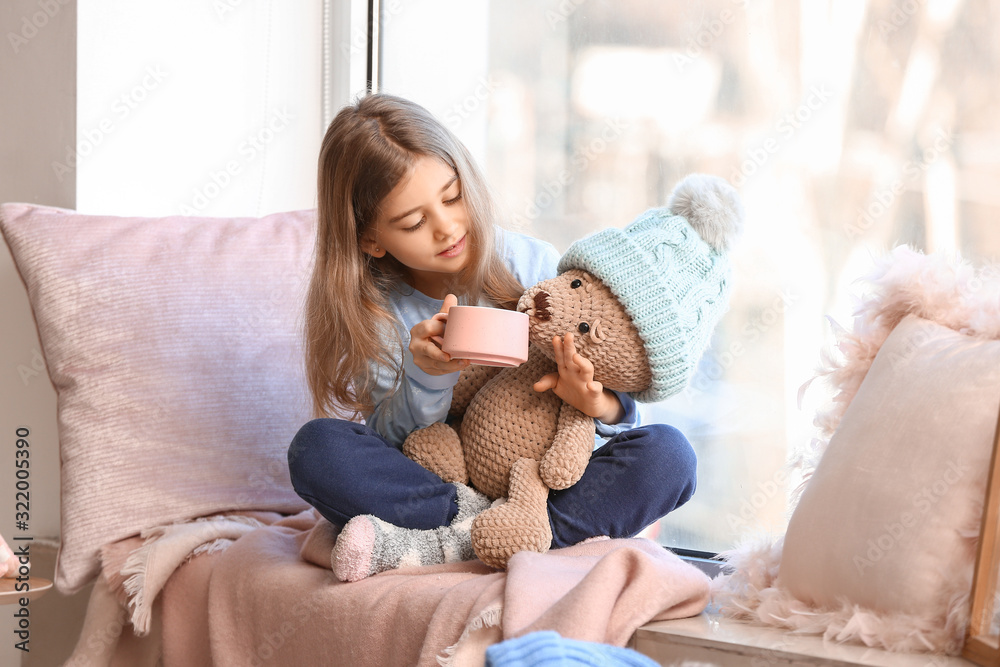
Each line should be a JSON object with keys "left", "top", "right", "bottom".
{"left": 0, "top": 203, "right": 317, "bottom": 593}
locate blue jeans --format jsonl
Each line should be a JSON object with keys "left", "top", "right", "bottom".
{"left": 287, "top": 419, "right": 697, "bottom": 548}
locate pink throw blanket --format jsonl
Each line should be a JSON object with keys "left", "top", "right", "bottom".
{"left": 78, "top": 510, "right": 710, "bottom": 666}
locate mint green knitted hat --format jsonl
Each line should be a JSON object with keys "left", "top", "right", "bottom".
{"left": 557, "top": 174, "right": 744, "bottom": 402}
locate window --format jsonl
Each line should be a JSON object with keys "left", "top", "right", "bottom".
{"left": 76, "top": 1, "right": 322, "bottom": 217}
{"left": 376, "top": 0, "right": 1000, "bottom": 553}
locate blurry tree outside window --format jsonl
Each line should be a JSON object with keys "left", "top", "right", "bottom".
{"left": 379, "top": 0, "right": 999, "bottom": 553}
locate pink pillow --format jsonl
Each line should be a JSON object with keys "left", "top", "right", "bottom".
{"left": 0, "top": 203, "right": 318, "bottom": 593}
{"left": 779, "top": 315, "right": 998, "bottom": 620}
{"left": 712, "top": 248, "right": 1000, "bottom": 653}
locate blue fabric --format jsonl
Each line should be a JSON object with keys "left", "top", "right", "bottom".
{"left": 287, "top": 419, "right": 696, "bottom": 545}
{"left": 485, "top": 631, "right": 660, "bottom": 667}
{"left": 546, "top": 424, "right": 696, "bottom": 547}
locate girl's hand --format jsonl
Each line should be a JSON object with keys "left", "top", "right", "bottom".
{"left": 409, "top": 294, "right": 471, "bottom": 376}
{"left": 532, "top": 332, "right": 625, "bottom": 424}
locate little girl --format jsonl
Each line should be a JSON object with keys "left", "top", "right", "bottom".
{"left": 287, "top": 93, "right": 697, "bottom": 580}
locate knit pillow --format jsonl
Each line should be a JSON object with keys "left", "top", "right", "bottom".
{"left": 0, "top": 203, "right": 317, "bottom": 593}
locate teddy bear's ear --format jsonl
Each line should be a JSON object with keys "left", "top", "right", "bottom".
{"left": 590, "top": 318, "right": 607, "bottom": 343}
{"left": 667, "top": 174, "right": 745, "bottom": 251}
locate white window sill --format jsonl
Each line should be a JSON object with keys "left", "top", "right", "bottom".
{"left": 631, "top": 608, "right": 974, "bottom": 666}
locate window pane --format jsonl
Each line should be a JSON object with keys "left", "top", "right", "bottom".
{"left": 380, "top": 0, "right": 1000, "bottom": 553}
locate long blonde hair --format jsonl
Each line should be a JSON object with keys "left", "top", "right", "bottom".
{"left": 308, "top": 93, "right": 524, "bottom": 419}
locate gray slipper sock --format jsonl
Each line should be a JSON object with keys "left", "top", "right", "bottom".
{"left": 451, "top": 482, "right": 492, "bottom": 524}
{"left": 439, "top": 483, "right": 491, "bottom": 561}
{"left": 331, "top": 483, "right": 491, "bottom": 581}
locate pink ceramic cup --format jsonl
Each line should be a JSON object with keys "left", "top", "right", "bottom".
{"left": 433, "top": 306, "right": 529, "bottom": 367}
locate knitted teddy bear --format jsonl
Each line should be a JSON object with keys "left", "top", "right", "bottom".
{"left": 331, "top": 173, "right": 743, "bottom": 580}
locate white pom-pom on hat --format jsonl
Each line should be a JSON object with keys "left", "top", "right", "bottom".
{"left": 667, "top": 173, "right": 745, "bottom": 251}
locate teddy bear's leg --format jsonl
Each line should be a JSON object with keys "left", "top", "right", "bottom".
{"left": 470, "top": 457, "right": 552, "bottom": 570}
{"left": 331, "top": 483, "right": 491, "bottom": 582}
{"left": 402, "top": 421, "right": 469, "bottom": 484}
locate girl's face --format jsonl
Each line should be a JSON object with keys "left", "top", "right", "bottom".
{"left": 363, "top": 155, "right": 470, "bottom": 299}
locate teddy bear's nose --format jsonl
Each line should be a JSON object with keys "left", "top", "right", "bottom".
{"left": 532, "top": 291, "right": 551, "bottom": 321}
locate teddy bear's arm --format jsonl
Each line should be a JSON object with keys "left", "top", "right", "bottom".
{"left": 538, "top": 403, "right": 596, "bottom": 490}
